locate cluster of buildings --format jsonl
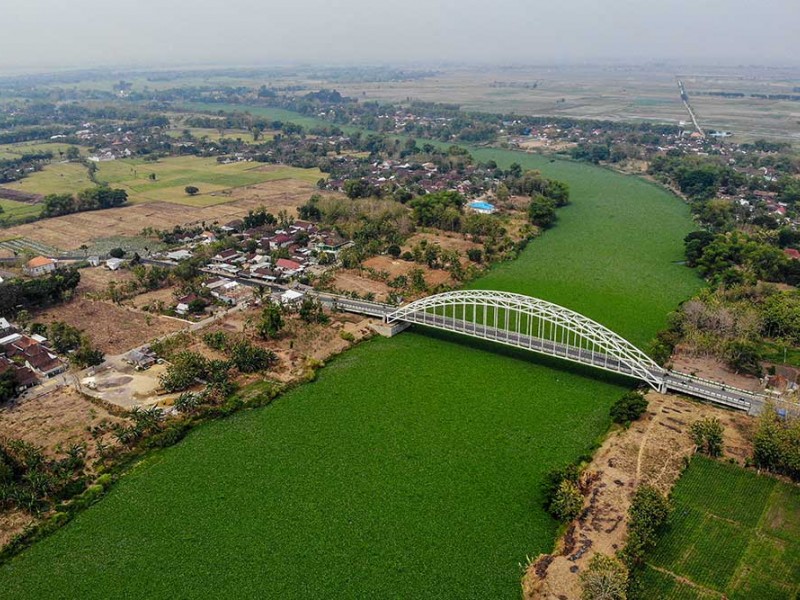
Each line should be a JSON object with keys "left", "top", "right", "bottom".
{"left": 0, "top": 319, "right": 67, "bottom": 392}
{"left": 326, "top": 157, "right": 492, "bottom": 197}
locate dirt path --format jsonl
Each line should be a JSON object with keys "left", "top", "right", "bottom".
{"left": 523, "top": 392, "right": 753, "bottom": 600}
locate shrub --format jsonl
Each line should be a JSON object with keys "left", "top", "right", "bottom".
{"left": 466, "top": 248, "right": 483, "bottom": 263}
{"left": 109, "top": 247, "right": 125, "bottom": 259}
{"left": 752, "top": 406, "right": 800, "bottom": 481}
{"left": 339, "top": 330, "right": 355, "bottom": 342}
{"left": 184, "top": 186, "right": 199, "bottom": 196}
{"left": 550, "top": 479, "right": 583, "bottom": 522}
{"left": 623, "top": 484, "right": 670, "bottom": 567}
{"left": 202, "top": 331, "right": 229, "bottom": 351}
{"left": 610, "top": 392, "right": 648, "bottom": 425}
{"left": 542, "top": 462, "right": 581, "bottom": 513}
{"left": 690, "top": 417, "right": 724, "bottom": 457}
{"left": 580, "top": 553, "right": 628, "bottom": 600}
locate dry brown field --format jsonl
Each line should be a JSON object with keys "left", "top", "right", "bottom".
{"left": 0, "top": 178, "right": 327, "bottom": 251}
{"left": 33, "top": 298, "right": 184, "bottom": 355}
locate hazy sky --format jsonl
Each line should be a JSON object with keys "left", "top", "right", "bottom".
{"left": 2, "top": 0, "right": 799, "bottom": 71}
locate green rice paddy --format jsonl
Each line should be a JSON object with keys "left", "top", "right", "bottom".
{"left": 642, "top": 456, "right": 800, "bottom": 599}
{"left": 0, "top": 113, "right": 705, "bottom": 598}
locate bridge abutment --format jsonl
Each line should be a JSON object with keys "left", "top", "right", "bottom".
{"left": 370, "top": 320, "right": 411, "bottom": 337}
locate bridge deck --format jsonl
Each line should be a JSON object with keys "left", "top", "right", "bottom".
{"left": 390, "top": 311, "right": 761, "bottom": 412}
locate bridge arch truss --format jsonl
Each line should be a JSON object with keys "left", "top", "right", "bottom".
{"left": 386, "top": 290, "right": 666, "bottom": 389}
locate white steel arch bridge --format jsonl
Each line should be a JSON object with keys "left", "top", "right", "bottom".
{"left": 381, "top": 290, "right": 763, "bottom": 412}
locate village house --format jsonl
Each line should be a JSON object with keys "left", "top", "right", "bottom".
{"left": 314, "top": 231, "right": 351, "bottom": 256}
{"left": 175, "top": 293, "right": 202, "bottom": 316}
{"left": 126, "top": 347, "right": 157, "bottom": 370}
{"left": 0, "top": 333, "right": 66, "bottom": 379}
{"left": 275, "top": 258, "right": 304, "bottom": 277}
{"left": 212, "top": 248, "right": 240, "bottom": 263}
{"left": 785, "top": 248, "right": 800, "bottom": 261}
{"left": 24, "top": 256, "right": 58, "bottom": 277}
{"left": 0, "top": 356, "right": 38, "bottom": 392}
{"left": 279, "top": 289, "right": 304, "bottom": 305}
{"left": 209, "top": 280, "right": 253, "bottom": 305}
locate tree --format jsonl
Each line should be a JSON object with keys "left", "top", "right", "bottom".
{"left": 256, "top": 303, "right": 284, "bottom": 339}
{"left": 298, "top": 298, "right": 328, "bottom": 324}
{"left": 690, "top": 417, "right": 724, "bottom": 457}
{"left": 159, "top": 351, "right": 208, "bottom": 392}
{"left": 184, "top": 186, "right": 199, "bottom": 196}
{"left": 495, "top": 183, "right": 510, "bottom": 203}
{"left": 752, "top": 406, "right": 800, "bottom": 481}
{"left": 109, "top": 247, "right": 125, "bottom": 259}
{"left": 228, "top": 340, "right": 276, "bottom": 373}
{"left": 65, "top": 146, "right": 80, "bottom": 161}
{"left": 580, "top": 554, "right": 628, "bottom": 600}
{"left": 0, "top": 369, "right": 18, "bottom": 405}
{"left": 386, "top": 244, "right": 402, "bottom": 258}
{"left": 527, "top": 195, "right": 557, "bottom": 228}
{"left": 724, "top": 339, "right": 762, "bottom": 376}
{"left": 187, "top": 298, "right": 207, "bottom": 314}
{"left": 72, "top": 339, "right": 104, "bottom": 368}
{"left": 610, "top": 392, "right": 648, "bottom": 425}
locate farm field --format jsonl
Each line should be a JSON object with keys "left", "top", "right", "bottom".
{"left": 180, "top": 102, "right": 333, "bottom": 130}
{"left": 642, "top": 456, "right": 800, "bottom": 599}
{"left": 0, "top": 199, "right": 42, "bottom": 223}
{"left": 0, "top": 141, "right": 84, "bottom": 161}
{"left": 3, "top": 162, "right": 92, "bottom": 198}
{"left": 0, "top": 177, "right": 323, "bottom": 252}
{"left": 1, "top": 155, "right": 321, "bottom": 208}
{"left": 95, "top": 157, "right": 322, "bottom": 206}
{"left": 165, "top": 126, "right": 269, "bottom": 143}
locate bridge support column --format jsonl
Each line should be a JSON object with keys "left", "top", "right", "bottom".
{"left": 658, "top": 380, "right": 668, "bottom": 394}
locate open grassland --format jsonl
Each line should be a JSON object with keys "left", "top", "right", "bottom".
{"left": 181, "top": 102, "right": 333, "bottom": 130}
{"left": 642, "top": 456, "right": 800, "bottom": 600}
{"left": 0, "top": 199, "right": 42, "bottom": 222}
{"left": 95, "top": 156, "right": 321, "bottom": 205}
{"left": 0, "top": 333, "right": 628, "bottom": 599}
{"left": 165, "top": 126, "right": 273, "bottom": 143}
{"left": 3, "top": 162, "right": 92, "bottom": 198}
{"left": 0, "top": 142, "right": 84, "bottom": 161}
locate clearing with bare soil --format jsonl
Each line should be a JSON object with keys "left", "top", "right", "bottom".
{"left": 670, "top": 352, "right": 763, "bottom": 392}
{"left": 524, "top": 392, "right": 753, "bottom": 600}
{"left": 33, "top": 298, "right": 184, "bottom": 355}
